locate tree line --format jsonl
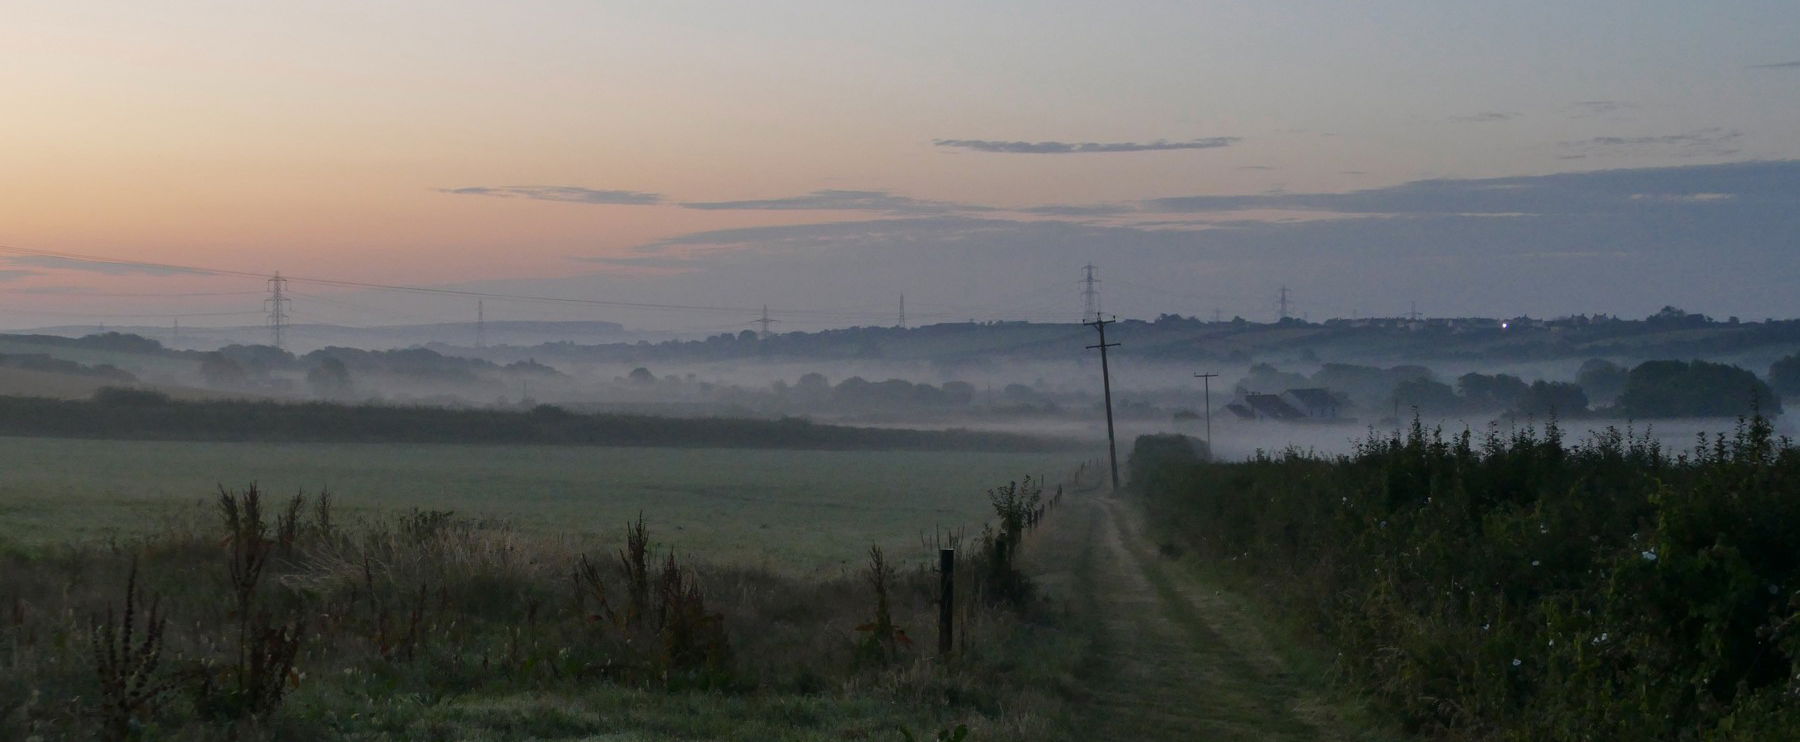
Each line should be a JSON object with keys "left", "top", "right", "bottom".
{"left": 0, "top": 388, "right": 1068, "bottom": 452}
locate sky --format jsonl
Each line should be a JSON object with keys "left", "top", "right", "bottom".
{"left": 2, "top": 1, "right": 1799, "bottom": 332}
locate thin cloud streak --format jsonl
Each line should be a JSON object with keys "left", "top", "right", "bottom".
{"left": 680, "top": 189, "right": 986, "bottom": 215}
{"left": 5, "top": 255, "right": 208, "bottom": 277}
{"left": 1559, "top": 128, "right": 1742, "bottom": 157}
{"left": 1450, "top": 111, "right": 1518, "bottom": 123}
{"left": 1143, "top": 160, "right": 1797, "bottom": 216}
{"left": 932, "top": 137, "right": 1238, "bottom": 154}
{"left": 1566, "top": 100, "right": 1636, "bottom": 117}
{"left": 440, "top": 186, "right": 663, "bottom": 205}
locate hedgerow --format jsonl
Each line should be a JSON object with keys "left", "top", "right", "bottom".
{"left": 1135, "top": 417, "right": 1800, "bottom": 739}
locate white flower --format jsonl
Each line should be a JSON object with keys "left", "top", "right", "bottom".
{"left": 1531, "top": 560, "right": 1541, "bottom": 567}
{"left": 1512, "top": 658, "right": 1522, "bottom": 667}
{"left": 1641, "top": 550, "right": 1658, "bottom": 561}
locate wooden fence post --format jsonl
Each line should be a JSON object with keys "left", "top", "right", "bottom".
{"left": 938, "top": 548, "right": 955, "bottom": 656}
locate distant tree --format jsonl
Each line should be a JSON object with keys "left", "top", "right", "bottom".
{"left": 1770, "top": 354, "right": 1800, "bottom": 398}
{"left": 940, "top": 381, "right": 976, "bottom": 406}
{"left": 200, "top": 352, "right": 248, "bottom": 388}
{"left": 1391, "top": 378, "right": 1461, "bottom": 415}
{"left": 1457, "top": 373, "right": 1529, "bottom": 410}
{"left": 217, "top": 344, "right": 295, "bottom": 374}
{"left": 92, "top": 387, "right": 170, "bottom": 406}
{"left": 1616, "top": 360, "right": 1782, "bottom": 418}
{"left": 1514, "top": 381, "right": 1588, "bottom": 417}
{"left": 627, "top": 367, "right": 655, "bottom": 385}
{"left": 1000, "top": 383, "right": 1045, "bottom": 404}
{"left": 306, "top": 357, "right": 352, "bottom": 398}
{"left": 1238, "top": 363, "right": 1309, "bottom": 395}
{"left": 503, "top": 358, "right": 564, "bottom": 377}
{"left": 1577, "top": 359, "right": 1629, "bottom": 404}
{"left": 1645, "top": 306, "right": 1710, "bottom": 328}
{"left": 793, "top": 372, "right": 831, "bottom": 407}
{"left": 74, "top": 332, "right": 164, "bottom": 354}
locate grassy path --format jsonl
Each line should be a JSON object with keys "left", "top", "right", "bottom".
{"left": 1066, "top": 493, "right": 1397, "bottom": 741}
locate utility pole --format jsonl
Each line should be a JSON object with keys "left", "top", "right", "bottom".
{"left": 1081, "top": 264, "right": 1101, "bottom": 323}
{"left": 1277, "top": 285, "right": 1291, "bottom": 322}
{"left": 1194, "top": 372, "right": 1218, "bottom": 457}
{"left": 1406, "top": 301, "right": 1422, "bottom": 321}
{"left": 756, "top": 305, "right": 777, "bottom": 340}
{"left": 265, "top": 271, "right": 290, "bottom": 350}
{"left": 1213, "top": 307, "right": 1223, "bottom": 323}
{"left": 898, "top": 294, "right": 906, "bottom": 329}
{"left": 476, "top": 300, "right": 486, "bottom": 348}
{"left": 1085, "top": 317, "right": 1121, "bottom": 492}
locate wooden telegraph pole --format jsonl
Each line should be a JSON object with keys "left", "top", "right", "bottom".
{"left": 1085, "top": 318, "right": 1121, "bottom": 491}
{"left": 938, "top": 548, "right": 955, "bottom": 656}
{"left": 1194, "top": 372, "right": 1218, "bottom": 458}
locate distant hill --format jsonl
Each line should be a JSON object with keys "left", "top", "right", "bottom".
{"left": 0, "top": 391, "right": 1075, "bottom": 452}
{"left": 454, "top": 311, "right": 1800, "bottom": 367}
{"left": 17, "top": 320, "right": 637, "bottom": 353}
{"left": 10, "top": 308, "right": 1800, "bottom": 374}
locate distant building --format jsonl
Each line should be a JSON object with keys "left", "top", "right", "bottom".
{"left": 1281, "top": 388, "right": 1341, "bottom": 420}
{"left": 1243, "top": 393, "right": 1305, "bottom": 421}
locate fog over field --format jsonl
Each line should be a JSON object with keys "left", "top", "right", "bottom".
{"left": 8, "top": 1, "right": 1800, "bottom": 738}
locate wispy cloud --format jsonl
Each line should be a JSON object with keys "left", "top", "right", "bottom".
{"left": 439, "top": 186, "right": 663, "bottom": 205}
{"left": 5, "top": 255, "right": 207, "bottom": 277}
{"left": 1450, "top": 111, "right": 1518, "bottom": 123}
{"left": 932, "top": 137, "right": 1238, "bottom": 154}
{"left": 1749, "top": 60, "right": 1800, "bottom": 69}
{"left": 1144, "top": 159, "right": 1794, "bottom": 216}
{"left": 1559, "top": 128, "right": 1742, "bottom": 157}
{"left": 538, "top": 161, "right": 1800, "bottom": 323}
{"left": 681, "top": 189, "right": 985, "bottom": 215}
{"left": 0, "top": 269, "right": 39, "bottom": 282}
{"left": 641, "top": 216, "right": 1008, "bottom": 251}
{"left": 1566, "top": 100, "right": 1635, "bottom": 117}
{"left": 1018, "top": 203, "right": 1138, "bottom": 217}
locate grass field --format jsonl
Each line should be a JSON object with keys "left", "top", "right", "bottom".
{"left": 0, "top": 435, "right": 1075, "bottom": 569}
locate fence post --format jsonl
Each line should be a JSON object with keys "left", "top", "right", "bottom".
{"left": 938, "top": 548, "right": 955, "bottom": 656}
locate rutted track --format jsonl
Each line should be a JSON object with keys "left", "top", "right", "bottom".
{"left": 1071, "top": 494, "right": 1392, "bottom": 741}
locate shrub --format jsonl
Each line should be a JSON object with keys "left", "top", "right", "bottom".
{"left": 1616, "top": 359, "right": 1781, "bottom": 417}
{"left": 88, "top": 562, "right": 177, "bottom": 741}
{"left": 1137, "top": 415, "right": 1800, "bottom": 738}
{"left": 854, "top": 545, "right": 909, "bottom": 666}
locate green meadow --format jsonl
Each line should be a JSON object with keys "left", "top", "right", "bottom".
{"left": 0, "top": 435, "right": 1073, "bottom": 569}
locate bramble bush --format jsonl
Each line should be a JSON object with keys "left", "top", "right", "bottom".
{"left": 1133, "top": 417, "right": 1800, "bottom": 739}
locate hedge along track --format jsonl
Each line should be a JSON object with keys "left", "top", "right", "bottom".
{"left": 1070, "top": 493, "right": 1399, "bottom": 741}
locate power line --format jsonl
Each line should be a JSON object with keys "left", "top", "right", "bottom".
{"left": 0, "top": 243, "right": 1124, "bottom": 329}
{"left": 7, "top": 290, "right": 264, "bottom": 298}
{"left": 755, "top": 305, "right": 779, "bottom": 339}
{"left": 0, "top": 307, "right": 263, "bottom": 319}
{"left": 265, "top": 272, "right": 290, "bottom": 349}
{"left": 0, "top": 244, "right": 897, "bottom": 320}
{"left": 1081, "top": 263, "right": 1101, "bottom": 323}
